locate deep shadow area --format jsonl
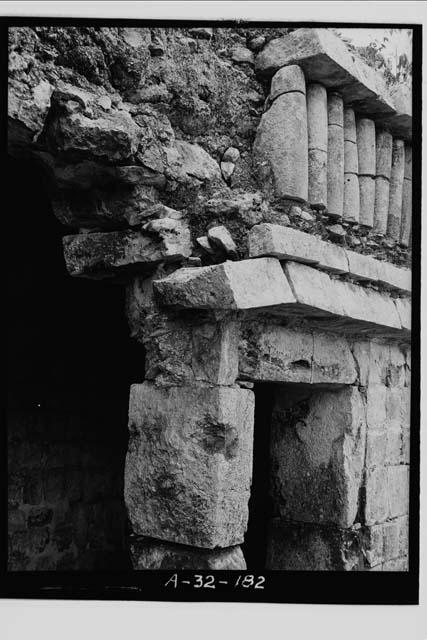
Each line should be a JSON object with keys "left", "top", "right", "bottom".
{"left": 6, "top": 156, "right": 145, "bottom": 570}
{"left": 242, "top": 383, "right": 276, "bottom": 570}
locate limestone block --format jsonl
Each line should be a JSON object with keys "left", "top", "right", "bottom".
{"left": 283, "top": 261, "right": 344, "bottom": 316}
{"left": 365, "top": 467, "right": 388, "bottom": 525}
{"left": 256, "top": 28, "right": 411, "bottom": 138}
{"left": 376, "top": 262, "right": 411, "bottom": 294}
{"left": 316, "top": 241, "right": 349, "bottom": 274}
{"left": 253, "top": 88, "right": 308, "bottom": 202}
{"left": 344, "top": 107, "right": 357, "bottom": 143}
{"left": 387, "top": 139, "right": 405, "bottom": 240}
{"left": 343, "top": 172, "right": 360, "bottom": 224}
{"left": 359, "top": 175, "right": 375, "bottom": 228}
{"left": 376, "top": 131, "right": 393, "bottom": 179}
{"left": 387, "top": 466, "right": 410, "bottom": 518}
{"left": 153, "top": 258, "right": 296, "bottom": 310}
{"left": 394, "top": 297, "right": 411, "bottom": 333}
{"left": 312, "top": 331, "right": 357, "bottom": 384}
{"left": 366, "top": 429, "right": 388, "bottom": 468}
{"left": 248, "top": 223, "right": 320, "bottom": 264}
{"left": 308, "top": 148, "right": 328, "bottom": 209}
{"left": 382, "top": 557, "right": 409, "bottom": 571}
{"left": 63, "top": 225, "right": 192, "bottom": 278}
{"left": 356, "top": 118, "right": 376, "bottom": 177}
{"left": 207, "top": 225, "right": 238, "bottom": 259}
{"left": 374, "top": 176, "right": 390, "bottom": 235}
{"left": 270, "top": 386, "right": 366, "bottom": 527}
{"left": 129, "top": 538, "right": 246, "bottom": 570}
{"left": 327, "top": 97, "right": 344, "bottom": 218}
{"left": 125, "top": 383, "right": 255, "bottom": 548}
{"left": 238, "top": 324, "right": 356, "bottom": 384}
{"left": 307, "top": 83, "right": 328, "bottom": 151}
{"left": 332, "top": 280, "right": 402, "bottom": 332}
{"left": 344, "top": 139, "right": 359, "bottom": 174}
{"left": 269, "top": 64, "right": 306, "bottom": 102}
{"left": 266, "top": 520, "right": 361, "bottom": 571}
{"left": 346, "top": 250, "right": 379, "bottom": 282}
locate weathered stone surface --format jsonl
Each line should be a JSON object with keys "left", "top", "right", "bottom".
{"left": 343, "top": 172, "right": 360, "bottom": 224}
{"left": 270, "top": 386, "right": 366, "bottom": 527}
{"left": 344, "top": 139, "right": 359, "bottom": 175}
{"left": 344, "top": 107, "right": 357, "bottom": 143}
{"left": 220, "top": 161, "right": 235, "bottom": 181}
{"left": 359, "top": 175, "right": 375, "bottom": 228}
{"left": 357, "top": 118, "right": 376, "bottom": 176}
{"left": 239, "top": 324, "right": 356, "bottom": 384}
{"left": 374, "top": 175, "right": 390, "bottom": 235}
{"left": 256, "top": 28, "right": 411, "bottom": 138}
{"left": 169, "top": 140, "right": 222, "bottom": 184}
{"left": 154, "top": 258, "right": 296, "bottom": 310}
{"left": 129, "top": 538, "right": 246, "bottom": 569}
{"left": 63, "top": 224, "right": 192, "bottom": 278}
{"left": 316, "top": 241, "right": 348, "bottom": 274}
{"left": 283, "top": 261, "right": 344, "bottom": 316}
{"left": 249, "top": 223, "right": 319, "bottom": 264}
{"left": 376, "top": 262, "right": 411, "bottom": 294}
{"left": 388, "top": 466, "right": 410, "bottom": 519}
{"left": 307, "top": 83, "right": 328, "bottom": 151}
{"left": 365, "top": 465, "right": 409, "bottom": 526}
{"left": 333, "top": 280, "right": 402, "bottom": 333}
{"left": 207, "top": 225, "right": 238, "bottom": 259}
{"left": 363, "top": 515, "right": 409, "bottom": 568}
{"left": 387, "top": 139, "right": 405, "bottom": 240}
{"left": 222, "top": 146, "right": 240, "bottom": 163}
{"left": 400, "top": 145, "right": 412, "bottom": 247}
{"left": 124, "top": 383, "right": 254, "bottom": 548}
{"left": 231, "top": 45, "right": 254, "bottom": 66}
{"left": 327, "top": 223, "right": 346, "bottom": 239}
{"left": 394, "top": 298, "right": 411, "bottom": 333}
{"left": 196, "top": 235, "right": 215, "bottom": 255}
{"left": 308, "top": 148, "right": 328, "bottom": 209}
{"left": 327, "top": 96, "right": 344, "bottom": 219}
{"left": 269, "top": 64, "right": 306, "bottom": 102}
{"left": 253, "top": 81, "right": 308, "bottom": 202}
{"left": 346, "top": 250, "right": 379, "bottom": 282}
{"left": 266, "top": 520, "right": 362, "bottom": 571}
{"left": 376, "top": 131, "right": 393, "bottom": 179}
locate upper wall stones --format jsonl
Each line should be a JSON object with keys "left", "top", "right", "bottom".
{"left": 256, "top": 28, "right": 411, "bottom": 140}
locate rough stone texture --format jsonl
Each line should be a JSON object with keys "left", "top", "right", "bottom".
{"left": 357, "top": 118, "right": 376, "bottom": 176}
{"left": 344, "top": 138, "right": 359, "bottom": 175}
{"left": 270, "top": 386, "right": 366, "bottom": 527}
{"left": 154, "top": 258, "right": 296, "bottom": 311}
{"left": 343, "top": 173, "right": 360, "bottom": 224}
{"left": 256, "top": 28, "right": 411, "bottom": 139}
{"left": 129, "top": 537, "right": 246, "bottom": 570}
{"left": 207, "top": 225, "right": 238, "bottom": 259}
{"left": 239, "top": 323, "right": 357, "bottom": 384}
{"left": 365, "top": 466, "right": 409, "bottom": 526}
{"left": 63, "top": 224, "right": 192, "bottom": 278}
{"left": 124, "top": 383, "right": 254, "bottom": 548}
{"left": 269, "top": 64, "right": 306, "bottom": 102}
{"left": 316, "top": 241, "right": 349, "bottom": 274}
{"left": 376, "top": 131, "right": 393, "bottom": 179}
{"left": 266, "top": 520, "right": 363, "bottom": 571}
{"left": 346, "top": 250, "right": 379, "bottom": 282}
{"left": 343, "top": 109, "right": 359, "bottom": 225}
{"left": 400, "top": 145, "right": 412, "bottom": 247}
{"left": 307, "top": 83, "right": 328, "bottom": 209}
{"left": 376, "top": 262, "right": 411, "bottom": 294}
{"left": 327, "top": 94, "right": 344, "bottom": 219}
{"left": 284, "top": 261, "right": 344, "bottom": 317}
{"left": 253, "top": 66, "right": 308, "bottom": 202}
{"left": 394, "top": 297, "right": 411, "bottom": 332}
{"left": 359, "top": 175, "right": 375, "bottom": 228}
{"left": 387, "top": 139, "right": 405, "bottom": 240}
{"left": 344, "top": 107, "right": 357, "bottom": 143}
{"left": 374, "top": 175, "right": 391, "bottom": 235}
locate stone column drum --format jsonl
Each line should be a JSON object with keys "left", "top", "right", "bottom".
{"left": 307, "top": 83, "right": 328, "bottom": 210}
{"left": 357, "top": 118, "right": 376, "bottom": 228}
{"left": 387, "top": 139, "right": 405, "bottom": 240}
{"left": 253, "top": 65, "right": 308, "bottom": 202}
{"left": 400, "top": 145, "right": 412, "bottom": 247}
{"left": 374, "top": 130, "right": 393, "bottom": 235}
{"left": 327, "top": 92, "right": 344, "bottom": 219}
{"left": 343, "top": 108, "right": 360, "bottom": 224}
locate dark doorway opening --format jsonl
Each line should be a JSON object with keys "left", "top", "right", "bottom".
{"left": 6, "top": 156, "right": 145, "bottom": 570}
{"left": 242, "top": 383, "right": 276, "bottom": 570}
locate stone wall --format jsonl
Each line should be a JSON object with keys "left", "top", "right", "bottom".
{"left": 8, "top": 25, "right": 413, "bottom": 571}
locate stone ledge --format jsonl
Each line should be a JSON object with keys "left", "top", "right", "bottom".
{"left": 248, "top": 223, "right": 411, "bottom": 295}
{"left": 256, "top": 28, "right": 411, "bottom": 140}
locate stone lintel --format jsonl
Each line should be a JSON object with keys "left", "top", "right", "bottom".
{"left": 255, "top": 28, "right": 411, "bottom": 140}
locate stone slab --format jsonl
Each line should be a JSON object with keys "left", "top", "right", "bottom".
{"left": 63, "top": 224, "right": 191, "bottom": 278}
{"left": 255, "top": 28, "right": 412, "bottom": 139}
{"left": 284, "top": 261, "right": 344, "bottom": 317}
{"left": 346, "top": 250, "right": 379, "bottom": 282}
{"left": 129, "top": 537, "right": 246, "bottom": 570}
{"left": 270, "top": 386, "right": 366, "bottom": 527}
{"left": 394, "top": 297, "right": 411, "bottom": 333}
{"left": 376, "top": 262, "right": 411, "bottom": 294}
{"left": 124, "top": 383, "right": 254, "bottom": 548}
{"left": 153, "top": 258, "right": 296, "bottom": 310}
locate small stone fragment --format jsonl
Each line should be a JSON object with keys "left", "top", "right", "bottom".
{"left": 231, "top": 45, "right": 255, "bottom": 65}
{"left": 326, "top": 223, "right": 346, "bottom": 239}
{"left": 149, "top": 36, "right": 165, "bottom": 56}
{"left": 222, "top": 146, "right": 240, "bottom": 163}
{"left": 221, "top": 161, "right": 235, "bottom": 181}
{"left": 248, "top": 35, "right": 266, "bottom": 52}
{"left": 207, "top": 225, "right": 238, "bottom": 259}
{"left": 188, "top": 27, "right": 213, "bottom": 39}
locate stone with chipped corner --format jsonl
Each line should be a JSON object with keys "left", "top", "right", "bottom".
{"left": 124, "top": 382, "right": 254, "bottom": 548}
{"left": 196, "top": 235, "right": 216, "bottom": 255}
{"left": 154, "top": 258, "right": 296, "bottom": 310}
{"left": 249, "top": 223, "right": 320, "bottom": 264}
{"left": 129, "top": 538, "right": 246, "bottom": 570}
{"left": 270, "top": 386, "right": 366, "bottom": 527}
{"left": 207, "top": 225, "right": 238, "bottom": 259}
{"left": 63, "top": 224, "right": 191, "bottom": 278}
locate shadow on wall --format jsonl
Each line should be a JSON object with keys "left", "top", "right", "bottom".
{"left": 7, "top": 156, "right": 145, "bottom": 571}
